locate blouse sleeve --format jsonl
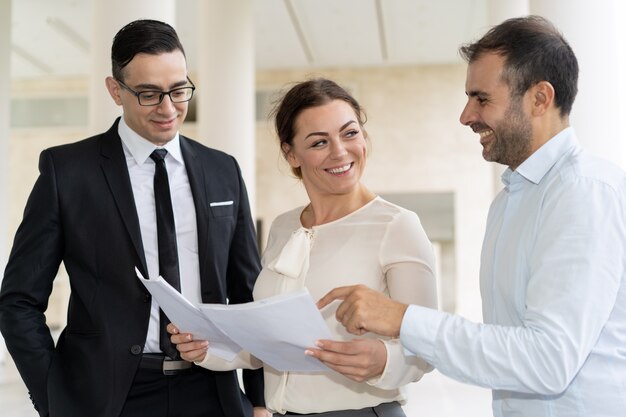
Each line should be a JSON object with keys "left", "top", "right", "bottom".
{"left": 370, "top": 209, "right": 438, "bottom": 389}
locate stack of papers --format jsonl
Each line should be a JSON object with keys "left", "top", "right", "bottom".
{"left": 136, "top": 268, "right": 332, "bottom": 372}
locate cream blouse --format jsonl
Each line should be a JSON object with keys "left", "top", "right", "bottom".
{"left": 198, "top": 197, "right": 437, "bottom": 414}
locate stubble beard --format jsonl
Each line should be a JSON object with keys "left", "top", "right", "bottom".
{"left": 485, "top": 99, "right": 533, "bottom": 169}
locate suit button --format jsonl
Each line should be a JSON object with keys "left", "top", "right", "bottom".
{"left": 130, "top": 345, "right": 142, "bottom": 355}
{"left": 143, "top": 293, "right": 151, "bottom": 303}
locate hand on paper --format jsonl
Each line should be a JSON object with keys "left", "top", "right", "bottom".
{"left": 305, "top": 338, "right": 386, "bottom": 382}
{"left": 167, "top": 323, "right": 209, "bottom": 362}
{"left": 317, "top": 285, "right": 408, "bottom": 337}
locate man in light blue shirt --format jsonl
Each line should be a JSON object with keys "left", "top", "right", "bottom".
{"left": 313, "top": 16, "right": 626, "bottom": 417}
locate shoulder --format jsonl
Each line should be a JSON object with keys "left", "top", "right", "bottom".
{"left": 270, "top": 206, "right": 304, "bottom": 230}
{"left": 555, "top": 149, "right": 626, "bottom": 198}
{"left": 357, "top": 198, "right": 429, "bottom": 244}
{"left": 263, "top": 207, "right": 304, "bottom": 253}
{"left": 180, "top": 135, "right": 231, "bottom": 159}
{"left": 41, "top": 133, "right": 110, "bottom": 171}
{"left": 365, "top": 197, "right": 422, "bottom": 226}
{"left": 46, "top": 119, "right": 121, "bottom": 158}
{"left": 180, "top": 135, "right": 241, "bottom": 171}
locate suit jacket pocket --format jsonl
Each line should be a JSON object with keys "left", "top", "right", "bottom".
{"left": 209, "top": 202, "right": 234, "bottom": 218}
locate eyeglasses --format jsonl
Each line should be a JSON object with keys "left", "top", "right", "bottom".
{"left": 116, "top": 77, "right": 196, "bottom": 106}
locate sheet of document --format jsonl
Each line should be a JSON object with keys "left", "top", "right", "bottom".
{"left": 199, "top": 288, "right": 332, "bottom": 372}
{"left": 135, "top": 268, "right": 241, "bottom": 361}
{"left": 136, "top": 268, "right": 332, "bottom": 372}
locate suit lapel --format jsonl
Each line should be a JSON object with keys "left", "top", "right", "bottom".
{"left": 99, "top": 120, "right": 148, "bottom": 276}
{"left": 180, "top": 137, "right": 216, "bottom": 298}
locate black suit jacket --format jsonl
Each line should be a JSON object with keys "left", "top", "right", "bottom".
{"left": 0, "top": 119, "right": 264, "bottom": 417}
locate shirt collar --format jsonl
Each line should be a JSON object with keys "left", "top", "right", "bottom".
{"left": 502, "top": 127, "right": 579, "bottom": 186}
{"left": 117, "top": 116, "right": 184, "bottom": 165}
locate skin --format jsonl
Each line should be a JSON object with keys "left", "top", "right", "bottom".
{"left": 105, "top": 50, "right": 190, "bottom": 146}
{"left": 459, "top": 52, "right": 559, "bottom": 170}
{"left": 316, "top": 285, "right": 408, "bottom": 337}
{"left": 284, "top": 99, "right": 375, "bottom": 227}
{"left": 317, "top": 52, "right": 570, "bottom": 340}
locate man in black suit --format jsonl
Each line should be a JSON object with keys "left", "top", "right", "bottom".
{"left": 0, "top": 19, "right": 267, "bottom": 417}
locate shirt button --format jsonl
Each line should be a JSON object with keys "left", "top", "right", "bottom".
{"left": 130, "top": 345, "right": 142, "bottom": 355}
{"left": 143, "top": 293, "right": 151, "bottom": 303}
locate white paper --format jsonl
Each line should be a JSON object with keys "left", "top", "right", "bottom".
{"left": 200, "top": 288, "right": 332, "bottom": 372}
{"left": 135, "top": 268, "right": 241, "bottom": 361}
{"left": 136, "top": 268, "right": 332, "bottom": 372}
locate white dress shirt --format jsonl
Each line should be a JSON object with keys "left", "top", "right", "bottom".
{"left": 400, "top": 127, "right": 626, "bottom": 416}
{"left": 118, "top": 117, "right": 201, "bottom": 354}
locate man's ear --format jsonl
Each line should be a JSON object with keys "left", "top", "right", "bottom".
{"left": 531, "top": 81, "right": 555, "bottom": 116}
{"left": 105, "top": 76, "right": 123, "bottom": 106}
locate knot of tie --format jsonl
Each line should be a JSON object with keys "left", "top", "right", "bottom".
{"left": 150, "top": 148, "right": 168, "bottom": 163}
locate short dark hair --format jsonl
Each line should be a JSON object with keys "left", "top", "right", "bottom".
{"left": 271, "top": 78, "right": 367, "bottom": 178}
{"left": 459, "top": 15, "right": 578, "bottom": 117}
{"left": 111, "top": 19, "right": 186, "bottom": 81}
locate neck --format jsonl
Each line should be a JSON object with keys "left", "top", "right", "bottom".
{"left": 301, "top": 184, "right": 376, "bottom": 228}
{"left": 519, "top": 114, "right": 570, "bottom": 171}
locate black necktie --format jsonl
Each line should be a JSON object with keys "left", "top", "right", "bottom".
{"left": 150, "top": 148, "right": 181, "bottom": 359}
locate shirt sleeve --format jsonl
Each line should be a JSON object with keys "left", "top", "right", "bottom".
{"left": 400, "top": 177, "right": 626, "bottom": 395}
{"left": 370, "top": 210, "right": 438, "bottom": 389}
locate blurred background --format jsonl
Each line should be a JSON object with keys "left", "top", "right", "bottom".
{"left": 1, "top": 0, "right": 625, "bottom": 416}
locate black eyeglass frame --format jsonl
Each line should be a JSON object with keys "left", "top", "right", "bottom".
{"left": 116, "top": 76, "right": 196, "bottom": 106}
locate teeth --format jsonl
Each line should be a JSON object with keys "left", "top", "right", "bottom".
{"left": 479, "top": 130, "right": 494, "bottom": 138}
{"left": 327, "top": 163, "right": 352, "bottom": 174}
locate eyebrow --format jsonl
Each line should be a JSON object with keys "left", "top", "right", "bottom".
{"left": 133, "top": 79, "right": 190, "bottom": 91}
{"left": 466, "top": 90, "right": 488, "bottom": 98}
{"left": 304, "top": 120, "right": 357, "bottom": 141}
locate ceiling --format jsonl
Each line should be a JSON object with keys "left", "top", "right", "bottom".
{"left": 10, "top": 0, "right": 490, "bottom": 80}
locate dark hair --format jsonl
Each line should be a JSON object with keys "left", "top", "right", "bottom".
{"left": 111, "top": 19, "right": 186, "bottom": 81}
{"left": 271, "top": 78, "right": 367, "bottom": 178}
{"left": 459, "top": 15, "right": 578, "bottom": 117}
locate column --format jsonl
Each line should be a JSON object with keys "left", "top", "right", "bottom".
{"left": 0, "top": 0, "right": 11, "bottom": 363}
{"left": 531, "top": 0, "right": 626, "bottom": 168}
{"left": 90, "top": 0, "right": 176, "bottom": 134}
{"left": 196, "top": 0, "right": 256, "bottom": 214}
{"left": 487, "top": 0, "right": 529, "bottom": 25}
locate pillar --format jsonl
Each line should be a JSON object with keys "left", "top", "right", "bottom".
{"left": 487, "top": 0, "right": 529, "bottom": 25}
{"left": 531, "top": 0, "right": 626, "bottom": 169}
{"left": 0, "top": 0, "right": 11, "bottom": 363}
{"left": 196, "top": 0, "right": 256, "bottom": 215}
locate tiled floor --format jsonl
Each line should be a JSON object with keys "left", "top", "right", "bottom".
{"left": 402, "top": 369, "right": 492, "bottom": 416}
{"left": 1, "top": 351, "right": 491, "bottom": 417}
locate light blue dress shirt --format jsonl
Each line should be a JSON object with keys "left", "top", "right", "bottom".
{"left": 400, "top": 128, "right": 626, "bottom": 416}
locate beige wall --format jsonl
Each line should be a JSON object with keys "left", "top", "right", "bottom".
{"left": 8, "top": 64, "right": 495, "bottom": 326}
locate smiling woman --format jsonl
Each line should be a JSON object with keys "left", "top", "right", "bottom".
{"left": 169, "top": 78, "right": 439, "bottom": 417}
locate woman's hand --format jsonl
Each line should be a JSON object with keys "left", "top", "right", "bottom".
{"left": 305, "top": 338, "right": 387, "bottom": 382}
{"left": 167, "top": 323, "right": 209, "bottom": 362}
